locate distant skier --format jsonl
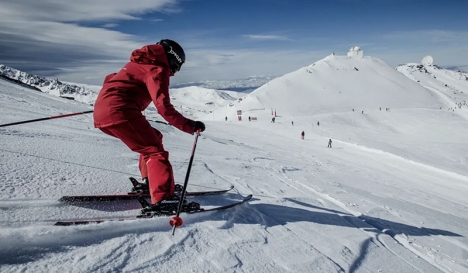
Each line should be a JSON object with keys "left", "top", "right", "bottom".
{"left": 317, "top": 121, "right": 320, "bottom": 126}
{"left": 328, "top": 139, "right": 332, "bottom": 148}
{"left": 93, "top": 39, "right": 205, "bottom": 213}
{"left": 248, "top": 116, "right": 251, "bottom": 121}
{"left": 291, "top": 121, "right": 294, "bottom": 126}
{"left": 271, "top": 117, "right": 275, "bottom": 123}
{"left": 225, "top": 116, "right": 227, "bottom": 121}
{"left": 301, "top": 131, "right": 305, "bottom": 140}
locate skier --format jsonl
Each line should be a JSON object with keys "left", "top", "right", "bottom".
{"left": 301, "top": 131, "right": 305, "bottom": 139}
{"left": 328, "top": 139, "right": 332, "bottom": 148}
{"left": 93, "top": 39, "right": 205, "bottom": 213}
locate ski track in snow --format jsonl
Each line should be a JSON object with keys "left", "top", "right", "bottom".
{"left": 249, "top": 156, "right": 437, "bottom": 272}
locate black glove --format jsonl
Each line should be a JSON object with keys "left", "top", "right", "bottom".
{"left": 194, "top": 121, "right": 205, "bottom": 132}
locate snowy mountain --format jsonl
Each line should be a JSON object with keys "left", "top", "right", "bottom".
{"left": 1, "top": 51, "right": 468, "bottom": 272}
{"left": 224, "top": 54, "right": 443, "bottom": 119}
{"left": 0, "top": 64, "right": 100, "bottom": 105}
{"left": 397, "top": 59, "right": 468, "bottom": 111}
{"left": 144, "top": 86, "right": 245, "bottom": 123}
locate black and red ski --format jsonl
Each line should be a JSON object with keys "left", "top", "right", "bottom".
{"left": 58, "top": 185, "right": 234, "bottom": 202}
{"left": 54, "top": 194, "right": 252, "bottom": 226}
{"left": 59, "top": 177, "right": 234, "bottom": 202}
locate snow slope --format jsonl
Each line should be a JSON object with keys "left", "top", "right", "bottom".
{"left": 1, "top": 52, "right": 468, "bottom": 273}
{"left": 397, "top": 62, "right": 468, "bottom": 115}
{"left": 144, "top": 86, "right": 244, "bottom": 120}
{"left": 231, "top": 55, "right": 442, "bottom": 119}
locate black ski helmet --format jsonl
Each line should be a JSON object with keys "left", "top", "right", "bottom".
{"left": 157, "top": 39, "right": 185, "bottom": 74}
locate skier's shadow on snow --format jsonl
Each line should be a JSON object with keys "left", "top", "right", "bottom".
{"left": 248, "top": 198, "right": 460, "bottom": 238}
{"left": 242, "top": 198, "right": 461, "bottom": 273}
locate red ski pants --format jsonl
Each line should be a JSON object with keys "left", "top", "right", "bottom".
{"left": 98, "top": 117, "right": 175, "bottom": 204}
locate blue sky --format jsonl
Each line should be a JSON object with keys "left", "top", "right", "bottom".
{"left": 0, "top": 0, "right": 467, "bottom": 85}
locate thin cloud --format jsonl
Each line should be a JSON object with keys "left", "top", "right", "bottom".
{"left": 102, "top": 23, "right": 118, "bottom": 28}
{"left": 383, "top": 30, "right": 468, "bottom": 44}
{"left": 0, "top": 0, "right": 181, "bottom": 84}
{"left": 243, "top": 34, "right": 291, "bottom": 41}
{"left": 0, "top": 0, "right": 180, "bottom": 22}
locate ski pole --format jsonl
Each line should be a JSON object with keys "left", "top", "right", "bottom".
{"left": 170, "top": 130, "right": 201, "bottom": 235}
{"left": 0, "top": 110, "right": 94, "bottom": 127}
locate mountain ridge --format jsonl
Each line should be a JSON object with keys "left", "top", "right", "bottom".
{"left": 2, "top": 52, "right": 467, "bottom": 121}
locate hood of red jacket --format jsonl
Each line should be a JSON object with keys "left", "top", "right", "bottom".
{"left": 130, "top": 44, "right": 169, "bottom": 68}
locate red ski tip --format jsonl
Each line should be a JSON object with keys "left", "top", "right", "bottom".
{"left": 170, "top": 216, "right": 183, "bottom": 227}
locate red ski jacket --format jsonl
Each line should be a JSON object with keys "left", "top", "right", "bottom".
{"left": 93, "top": 44, "right": 196, "bottom": 134}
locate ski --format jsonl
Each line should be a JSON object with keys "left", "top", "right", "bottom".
{"left": 58, "top": 185, "right": 234, "bottom": 202}
{"left": 54, "top": 194, "right": 252, "bottom": 226}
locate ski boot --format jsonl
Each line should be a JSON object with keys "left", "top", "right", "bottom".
{"left": 174, "top": 183, "right": 183, "bottom": 193}
{"left": 183, "top": 201, "right": 201, "bottom": 212}
{"left": 129, "top": 177, "right": 183, "bottom": 195}
{"left": 129, "top": 177, "right": 149, "bottom": 194}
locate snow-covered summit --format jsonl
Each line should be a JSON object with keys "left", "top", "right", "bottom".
{"left": 0, "top": 64, "right": 100, "bottom": 105}
{"left": 397, "top": 58, "right": 468, "bottom": 108}
{"left": 231, "top": 54, "right": 443, "bottom": 119}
